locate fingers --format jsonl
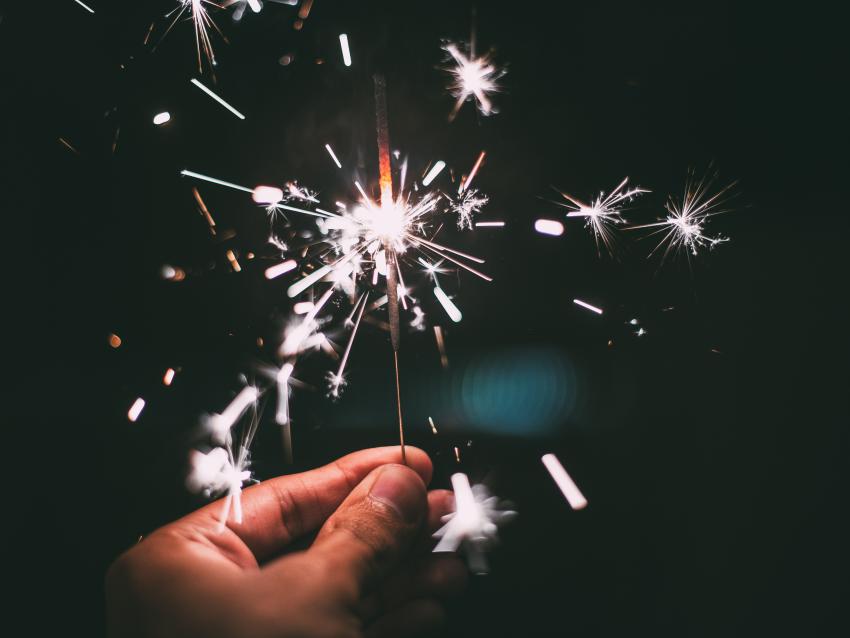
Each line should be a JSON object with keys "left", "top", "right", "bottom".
{"left": 302, "top": 464, "right": 428, "bottom": 601}
{"left": 365, "top": 599, "right": 446, "bottom": 638}
{"left": 180, "top": 446, "right": 431, "bottom": 562}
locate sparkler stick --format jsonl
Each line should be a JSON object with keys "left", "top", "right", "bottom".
{"left": 373, "top": 73, "right": 406, "bottom": 464}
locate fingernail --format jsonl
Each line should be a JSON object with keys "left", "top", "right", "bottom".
{"left": 369, "top": 465, "right": 424, "bottom": 524}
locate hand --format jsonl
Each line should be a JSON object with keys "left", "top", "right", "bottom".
{"left": 106, "top": 446, "right": 466, "bottom": 638}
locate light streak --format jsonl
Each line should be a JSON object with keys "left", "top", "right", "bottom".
{"left": 339, "top": 34, "right": 352, "bottom": 67}
{"left": 542, "top": 453, "right": 588, "bottom": 510}
{"left": 190, "top": 78, "right": 246, "bottom": 120}
{"left": 327, "top": 293, "right": 368, "bottom": 398}
{"left": 534, "top": 219, "right": 564, "bottom": 236}
{"left": 325, "top": 143, "right": 342, "bottom": 168}
{"left": 226, "top": 249, "right": 241, "bottom": 272}
{"left": 265, "top": 259, "right": 297, "bottom": 279}
{"left": 181, "top": 170, "right": 253, "bottom": 193}
{"left": 475, "top": 220, "right": 505, "bottom": 227}
{"left": 422, "top": 160, "right": 446, "bottom": 186}
{"left": 429, "top": 416, "right": 438, "bottom": 434}
{"left": 434, "top": 286, "right": 462, "bottom": 322}
{"left": 434, "top": 326, "right": 448, "bottom": 368}
{"left": 459, "top": 151, "right": 486, "bottom": 194}
{"left": 252, "top": 185, "right": 284, "bottom": 204}
{"left": 163, "top": 368, "right": 176, "bottom": 386}
{"left": 73, "top": 0, "right": 95, "bottom": 13}
{"left": 207, "top": 385, "right": 259, "bottom": 443}
{"left": 573, "top": 298, "right": 603, "bottom": 315}
{"left": 128, "top": 398, "right": 146, "bottom": 422}
{"left": 153, "top": 112, "right": 171, "bottom": 125}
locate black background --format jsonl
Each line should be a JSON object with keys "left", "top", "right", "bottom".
{"left": 6, "top": 1, "right": 848, "bottom": 636}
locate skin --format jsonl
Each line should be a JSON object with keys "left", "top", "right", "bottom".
{"left": 106, "top": 446, "right": 467, "bottom": 638}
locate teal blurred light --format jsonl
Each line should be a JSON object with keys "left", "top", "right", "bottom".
{"left": 457, "top": 347, "right": 576, "bottom": 435}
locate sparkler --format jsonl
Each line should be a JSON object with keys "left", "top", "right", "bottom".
{"left": 628, "top": 169, "right": 736, "bottom": 263}
{"left": 433, "top": 473, "right": 517, "bottom": 574}
{"left": 557, "top": 177, "right": 649, "bottom": 256}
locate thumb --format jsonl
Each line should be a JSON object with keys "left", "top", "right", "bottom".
{"left": 308, "top": 463, "right": 427, "bottom": 600}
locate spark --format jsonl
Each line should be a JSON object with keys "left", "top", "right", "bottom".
{"left": 58, "top": 137, "right": 79, "bottom": 155}
{"left": 153, "top": 112, "right": 171, "bottom": 125}
{"left": 163, "top": 368, "right": 177, "bottom": 386}
{"left": 206, "top": 385, "right": 259, "bottom": 444}
{"left": 190, "top": 78, "right": 246, "bottom": 120}
{"left": 339, "top": 33, "right": 352, "bottom": 67}
{"left": 434, "top": 286, "right": 462, "bottom": 322}
{"left": 429, "top": 416, "right": 438, "bottom": 434}
{"left": 192, "top": 187, "right": 217, "bottom": 234}
{"left": 422, "top": 161, "right": 446, "bottom": 186}
{"left": 252, "top": 185, "right": 284, "bottom": 204}
{"left": 162, "top": 1, "right": 222, "bottom": 72}
{"left": 475, "top": 220, "right": 505, "bottom": 227}
{"left": 265, "top": 259, "right": 297, "bottom": 279}
{"left": 73, "top": 0, "right": 95, "bottom": 13}
{"left": 325, "top": 143, "right": 342, "bottom": 168}
{"left": 629, "top": 169, "right": 736, "bottom": 263}
{"left": 558, "top": 177, "right": 649, "bottom": 257}
{"left": 454, "top": 446, "right": 461, "bottom": 463}
{"left": 451, "top": 189, "right": 489, "bottom": 230}
{"left": 458, "top": 151, "right": 486, "bottom": 194}
{"left": 327, "top": 293, "right": 368, "bottom": 399}
{"left": 127, "top": 397, "right": 146, "bottom": 422}
{"left": 108, "top": 333, "right": 122, "bottom": 348}
{"left": 573, "top": 298, "right": 603, "bottom": 315}
{"left": 443, "top": 43, "right": 504, "bottom": 120}
{"left": 225, "top": 249, "right": 241, "bottom": 272}
{"left": 186, "top": 445, "right": 252, "bottom": 528}
{"left": 534, "top": 219, "right": 564, "bottom": 236}
{"left": 433, "top": 473, "right": 517, "bottom": 574}
{"left": 182, "top": 169, "right": 252, "bottom": 193}
{"left": 434, "top": 326, "right": 449, "bottom": 368}
{"left": 541, "top": 453, "right": 588, "bottom": 510}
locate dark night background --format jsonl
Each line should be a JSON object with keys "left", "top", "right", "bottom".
{"left": 5, "top": 1, "right": 848, "bottom": 636}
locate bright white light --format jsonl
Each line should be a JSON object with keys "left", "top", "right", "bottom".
{"left": 74, "top": 0, "right": 96, "bottom": 13}
{"left": 127, "top": 397, "right": 146, "bottom": 422}
{"left": 287, "top": 264, "right": 332, "bottom": 297}
{"left": 573, "top": 298, "right": 603, "bottom": 315}
{"left": 475, "top": 221, "right": 505, "bottom": 227}
{"left": 247, "top": 0, "right": 262, "bottom": 12}
{"left": 153, "top": 111, "right": 171, "bottom": 125}
{"left": 534, "top": 219, "right": 564, "bottom": 236}
{"left": 422, "top": 161, "right": 446, "bottom": 186}
{"left": 325, "top": 143, "right": 342, "bottom": 168}
{"left": 190, "top": 78, "right": 246, "bottom": 120}
{"left": 339, "top": 33, "right": 352, "bottom": 67}
{"left": 252, "top": 185, "right": 284, "bottom": 204}
{"left": 542, "top": 453, "right": 588, "bottom": 510}
{"left": 293, "top": 301, "right": 314, "bottom": 314}
{"left": 434, "top": 286, "right": 462, "bottom": 322}
{"left": 265, "top": 259, "right": 297, "bottom": 279}
{"left": 208, "top": 386, "right": 259, "bottom": 443}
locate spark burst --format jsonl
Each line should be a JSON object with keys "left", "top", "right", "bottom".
{"left": 557, "top": 177, "right": 649, "bottom": 256}
{"left": 433, "top": 473, "right": 517, "bottom": 574}
{"left": 161, "top": 1, "right": 223, "bottom": 72}
{"left": 629, "top": 169, "right": 736, "bottom": 263}
{"left": 443, "top": 42, "right": 505, "bottom": 121}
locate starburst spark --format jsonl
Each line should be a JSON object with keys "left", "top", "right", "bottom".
{"left": 557, "top": 177, "right": 649, "bottom": 256}
{"left": 629, "top": 170, "right": 736, "bottom": 263}
{"left": 433, "top": 473, "right": 517, "bottom": 574}
{"left": 443, "top": 42, "right": 504, "bottom": 121}
{"left": 162, "top": 1, "right": 223, "bottom": 72}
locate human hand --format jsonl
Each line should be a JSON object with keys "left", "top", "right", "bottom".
{"left": 106, "top": 446, "right": 466, "bottom": 638}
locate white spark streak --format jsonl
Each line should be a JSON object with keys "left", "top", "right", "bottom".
{"left": 422, "top": 161, "right": 446, "bottom": 186}
{"left": 434, "top": 286, "right": 462, "bottom": 322}
{"left": 74, "top": 0, "right": 95, "bottom": 13}
{"left": 573, "top": 298, "right": 603, "bottom": 315}
{"left": 475, "top": 221, "right": 505, "bottom": 227}
{"left": 207, "top": 386, "right": 259, "bottom": 443}
{"left": 459, "top": 151, "right": 486, "bottom": 194}
{"left": 153, "top": 112, "right": 171, "bottom": 125}
{"left": 542, "top": 454, "right": 588, "bottom": 510}
{"left": 247, "top": 0, "right": 262, "bottom": 12}
{"left": 535, "top": 219, "right": 564, "bottom": 236}
{"left": 287, "top": 265, "right": 332, "bottom": 297}
{"left": 325, "top": 143, "right": 342, "bottom": 168}
{"left": 190, "top": 78, "right": 246, "bottom": 120}
{"left": 127, "top": 397, "right": 146, "bottom": 422}
{"left": 429, "top": 416, "right": 438, "bottom": 434}
{"left": 275, "top": 362, "right": 294, "bottom": 425}
{"left": 181, "top": 170, "right": 253, "bottom": 193}
{"left": 265, "top": 260, "right": 297, "bottom": 279}
{"left": 163, "top": 368, "right": 176, "bottom": 386}
{"left": 327, "top": 293, "right": 368, "bottom": 399}
{"left": 339, "top": 33, "right": 352, "bottom": 67}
